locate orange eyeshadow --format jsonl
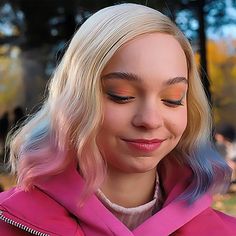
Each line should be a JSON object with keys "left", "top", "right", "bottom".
{"left": 161, "top": 86, "right": 187, "bottom": 99}
{"left": 103, "top": 80, "right": 136, "bottom": 95}
{"left": 111, "top": 88, "right": 134, "bottom": 95}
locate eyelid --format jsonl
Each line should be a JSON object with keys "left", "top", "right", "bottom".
{"left": 162, "top": 99, "right": 184, "bottom": 106}
{"left": 163, "top": 91, "right": 187, "bottom": 101}
{"left": 107, "top": 92, "right": 135, "bottom": 103}
{"left": 107, "top": 91, "right": 134, "bottom": 98}
{"left": 160, "top": 87, "right": 188, "bottom": 97}
{"left": 161, "top": 93, "right": 186, "bottom": 106}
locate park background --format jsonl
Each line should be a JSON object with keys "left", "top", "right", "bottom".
{"left": 0, "top": 0, "right": 236, "bottom": 216}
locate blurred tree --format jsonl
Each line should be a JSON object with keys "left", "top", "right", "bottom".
{"left": 17, "top": 0, "right": 77, "bottom": 49}
{"left": 0, "top": 46, "right": 24, "bottom": 115}
{"left": 207, "top": 40, "right": 236, "bottom": 127}
{"left": 0, "top": 0, "right": 25, "bottom": 45}
{"left": 1, "top": 0, "right": 234, "bottom": 47}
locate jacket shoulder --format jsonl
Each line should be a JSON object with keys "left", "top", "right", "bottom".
{"left": 0, "top": 187, "right": 84, "bottom": 236}
{"left": 213, "top": 209, "right": 236, "bottom": 230}
{"left": 174, "top": 207, "right": 236, "bottom": 236}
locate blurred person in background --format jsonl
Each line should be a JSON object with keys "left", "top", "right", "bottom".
{"left": 215, "top": 124, "right": 236, "bottom": 183}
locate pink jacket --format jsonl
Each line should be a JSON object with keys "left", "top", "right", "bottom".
{"left": 0, "top": 161, "right": 236, "bottom": 236}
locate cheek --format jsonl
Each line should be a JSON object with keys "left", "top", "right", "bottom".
{"left": 98, "top": 107, "right": 128, "bottom": 142}
{"left": 176, "top": 109, "right": 188, "bottom": 135}
{"left": 166, "top": 108, "right": 188, "bottom": 136}
{"left": 102, "top": 103, "right": 132, "bottom": 129}
{"left": 102, "top": 108, "right": 120, "bottom": 134}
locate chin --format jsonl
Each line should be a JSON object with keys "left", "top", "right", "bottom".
{"left": 126, "top": 157, "right": 160, "bottom": 173}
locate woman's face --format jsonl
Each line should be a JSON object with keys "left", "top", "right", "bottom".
{"left": 96, "top": 33, "right": 188, "bottom": 174}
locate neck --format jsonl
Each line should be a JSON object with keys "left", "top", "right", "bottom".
{"left": 100, "top": 167, "right": 157, "bottom": 208}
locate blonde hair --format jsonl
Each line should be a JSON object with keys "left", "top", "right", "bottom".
{"left": 9, "top": 3, "right": 230, "bottom": 202}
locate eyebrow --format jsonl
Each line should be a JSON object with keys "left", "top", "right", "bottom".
{"left": 102, "top": 72, "right": 188, "bottom": 86}
{"left": 164, "top": 76, "right": 188, "bottom": 86}
{"left": 102, "top": 72, "right": 141, "bottom": 82}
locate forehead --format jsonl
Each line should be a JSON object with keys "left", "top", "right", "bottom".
{"left": 102, "top": 33, "right": 188, "bottom": 87}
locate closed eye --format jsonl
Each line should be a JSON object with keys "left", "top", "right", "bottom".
{"left": 161, "top": 99, "right": 184, "bottom": 107}
{"left": 107, "top": 93, "right": 135, "bottom": 104}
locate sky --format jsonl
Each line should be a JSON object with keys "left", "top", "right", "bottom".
{"left": 208, "top": 0, "right": 236, "bottom": 40}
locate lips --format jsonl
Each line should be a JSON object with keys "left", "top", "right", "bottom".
{"left": 122, "top": 138, "right": 165, "bottom": 152}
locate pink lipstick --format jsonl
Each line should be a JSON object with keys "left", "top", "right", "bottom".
{"left": 123, "top": 138, "right": 164, "bottom": 152}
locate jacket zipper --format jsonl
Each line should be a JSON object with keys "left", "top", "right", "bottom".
{"left": 0, "top": 210, "right": 49, "bottom": 236}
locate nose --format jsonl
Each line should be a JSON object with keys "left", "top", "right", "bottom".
{"left": 132, "top": 100, "right": 164, "bottom": 130}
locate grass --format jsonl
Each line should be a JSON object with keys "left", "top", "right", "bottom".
{"left": 213, "top": 185, "right": 236, "bottom": 216}
{"left": 0, "top": 172, "right": 16, "bottom": 190}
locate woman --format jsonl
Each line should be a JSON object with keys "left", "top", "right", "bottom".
{"left": 0, "top": 3, "right": 235, "bottom": 236}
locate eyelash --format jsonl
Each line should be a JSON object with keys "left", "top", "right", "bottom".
{"left": 107, "top": 93, "right": 184, "bottom": 107}
{"left": 161, "top": 99, "right": 184, "bottom": 107}
{"left": 107, "top": 93, "right": 135, "bottom": 103}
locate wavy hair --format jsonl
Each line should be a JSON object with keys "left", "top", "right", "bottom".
{"left": 9, "top": 3, "right": 231, "bottom": 202}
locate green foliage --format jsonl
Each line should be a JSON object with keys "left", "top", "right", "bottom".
{"left": 213, "top": 191, "right": 236, "bottom": 216}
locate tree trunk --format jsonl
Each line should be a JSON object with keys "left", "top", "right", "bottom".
{"left": 197, "top": 0, "right": 211, "bottom": 103}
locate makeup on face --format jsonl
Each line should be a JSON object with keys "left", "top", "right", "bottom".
{"left": 102, "top": 78, "right": 136, "bottom": 104}
{"left": 102, "top": 76, "right": 188, "bottom": 107}
{"left": 121, "top": 138, "right": 165, "bottom": 153}
{"left": 160, "top": 84, "right": 188, "bottom": 107}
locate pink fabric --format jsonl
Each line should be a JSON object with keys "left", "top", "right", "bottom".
{"left": 0, "top": 187, "right": 84, "bottom": 236}
{"left": 0, "top": 160, "right": 236, "bottom": 235}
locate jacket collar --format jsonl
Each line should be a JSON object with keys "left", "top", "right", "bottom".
{"left": 0, "top": 186, "right": 80, "bottom": 236}
{"left": 36, "top": 160, "right": 212, "bottom": 236}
